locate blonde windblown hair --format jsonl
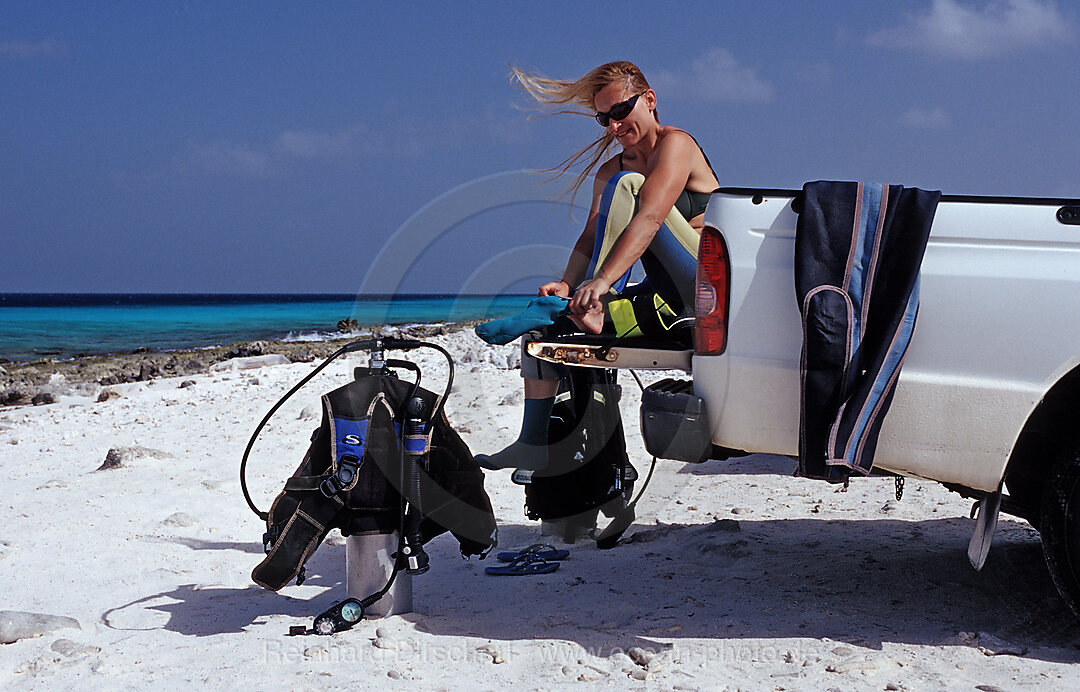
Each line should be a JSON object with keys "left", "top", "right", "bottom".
{"left": 510, "top": 61, "right": 657, "bottom": 204}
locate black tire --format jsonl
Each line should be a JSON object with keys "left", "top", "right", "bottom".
{"left": 1040, "top": 438, "right": 1080, "bottom": 618}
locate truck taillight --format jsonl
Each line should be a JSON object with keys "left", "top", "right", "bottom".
{"left": 695, "top": 226, "right": 730, "bottom": 355}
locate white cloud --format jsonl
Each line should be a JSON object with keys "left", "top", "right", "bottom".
{"left": 652, "top": 48, "right": 775, "bottom": 103}
{"left": 186, "top": 122, "right": 433, "bottom": 178}
{"left": 190, "top": 142, "right": 277, "bottom": 178}
{"left": 0, "top": 39, "right": 67, "bottom": 59}
{"left": 276, "top": 126, "right": 371, "bottom": 160}
{"left": 898, "top": 107, "right": 952, "bottom": 129}
{"left": 867, "top": 0, "right": 1072, "bottom": 59}
{"left": 183, "top": 106, "right": 516, "bottom": 179}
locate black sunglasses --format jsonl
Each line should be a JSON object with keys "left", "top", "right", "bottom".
{"left": 594, "top": 92, "right": 644, "bottom": 127}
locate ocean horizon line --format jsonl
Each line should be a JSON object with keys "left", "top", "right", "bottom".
{"left": 0, "top": 290, "right": 532, "bottom": 297}
{"left": 0, "top": 291, "right": 532, "bottom": 295}
{"left": 0, "top": 292, "right": 531, "bottom": 308}
{"left": 0, "top": 293, "right": 529, "bottom": 362}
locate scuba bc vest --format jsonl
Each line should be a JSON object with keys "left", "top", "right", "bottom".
{"left": 241, "top": 339, "right": 497, "bottom": 593}
{"left": 517, "top": 367, "right": 640, "bottom": 548}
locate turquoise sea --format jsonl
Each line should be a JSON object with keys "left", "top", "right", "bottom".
{"left": 0, "top": 293, "right": 529, "bottom": 363}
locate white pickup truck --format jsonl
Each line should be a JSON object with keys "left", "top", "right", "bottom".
{"left": 527, "top": 186, "right": 1080, "bottom": 617}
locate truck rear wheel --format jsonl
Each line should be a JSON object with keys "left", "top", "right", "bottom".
{"left": 1040, "top": 439, "right": 1080, "bottom": 617}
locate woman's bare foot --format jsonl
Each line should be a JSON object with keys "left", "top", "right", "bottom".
{"left": 568, "top": 304, "right": 605, "bottom": 334}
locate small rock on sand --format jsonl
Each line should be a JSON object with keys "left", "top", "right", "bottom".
{"left": 826, "top": 655, "right": 880, "bottom": 673}
{"left": 476, "top": 644, "right": 504, "bottom": 664}
{"left": 1, "top": 386, "right": 33, "bottom": 406}
{"left": 976, "top": 632, "right": 1028, "bottom": 656}
{"left": 628, "top": 646, "right": 654, "bottom": 667}
{"left": 0, "top": 611, "right": 81, "bottom": 644}
{"left": 51, "top": 638, "right": 101, "bottom": 658}
{"left": 209, "top": 354, "right": 290, "bottom": 372}
{"left": 161, "top": 512, "right": 197, "bottom": 527}
{"left": 32, "top": 392, "right": 57, "bottom": 406}
{"left": 97, "top": 446, "right": 173, "bottom": 471}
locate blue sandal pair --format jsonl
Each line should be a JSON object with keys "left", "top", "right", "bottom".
{"left": 484, "top": 544, "right": 570, "bottom": 576}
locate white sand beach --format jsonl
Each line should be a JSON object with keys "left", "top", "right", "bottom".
{"left": 1, "top": 329, "right": 1078, "bottom": 690}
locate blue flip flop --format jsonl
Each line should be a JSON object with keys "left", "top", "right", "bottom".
{"left": 496, "top": 543, "right": 570, "bottom": 563}
{"left": 484, "top": 554, "right": 560, "bottom": 576}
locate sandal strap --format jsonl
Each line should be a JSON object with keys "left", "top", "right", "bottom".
{"left": 518, "top": 543, "right": 557, "bottom": 555}
{"left": 505, "top": 553, "right": 552, "bottom": 567}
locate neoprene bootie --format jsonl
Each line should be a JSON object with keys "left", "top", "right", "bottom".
{"left": 474, "top": 296, "right": 569, "bottom": 345}
{"left": 475, "top": 395, "right": 554, "bottom": 471}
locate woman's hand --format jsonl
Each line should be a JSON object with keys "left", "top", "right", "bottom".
{"left": 568, "top": 276, "right": 612, "bottom": 315}
{"left": 538, "top": 280, "right": 571, "bottom": 298}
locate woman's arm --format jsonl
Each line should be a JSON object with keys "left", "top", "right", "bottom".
{"left": 568, "top": 132, "right": 696, "bottom": 313}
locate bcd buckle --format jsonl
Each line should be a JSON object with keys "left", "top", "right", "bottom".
{"left": 319, "top": 455, "right": 360, "bottom": 498}
{"left": 262, "top": 525, "right": 280, "bottom": 554}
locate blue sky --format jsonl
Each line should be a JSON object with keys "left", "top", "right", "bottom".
{"left": 2, "top": 1, "right": 1077, "bottom": 294}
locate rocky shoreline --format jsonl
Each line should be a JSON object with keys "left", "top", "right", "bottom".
{"left": 0, "top": 321, "right": 479, "bottom": 407}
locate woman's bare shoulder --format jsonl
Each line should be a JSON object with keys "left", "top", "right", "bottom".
{"left": 657, "top": 127, "right": 699, "bottom": 152}
{"left": 657, "top": 127, "right": 715, "bottom": 185}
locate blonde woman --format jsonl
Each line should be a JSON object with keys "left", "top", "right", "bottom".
{"left": 476, "top": 60, "right": 718, "bottom": 471}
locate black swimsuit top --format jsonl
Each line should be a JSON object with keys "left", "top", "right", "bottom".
{"left": 618, "top": 134, "right": 717, "bottom": 221}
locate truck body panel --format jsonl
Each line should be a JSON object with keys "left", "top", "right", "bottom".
{"left": 694, "top": 191, "right": 1080, "bottom": 491}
